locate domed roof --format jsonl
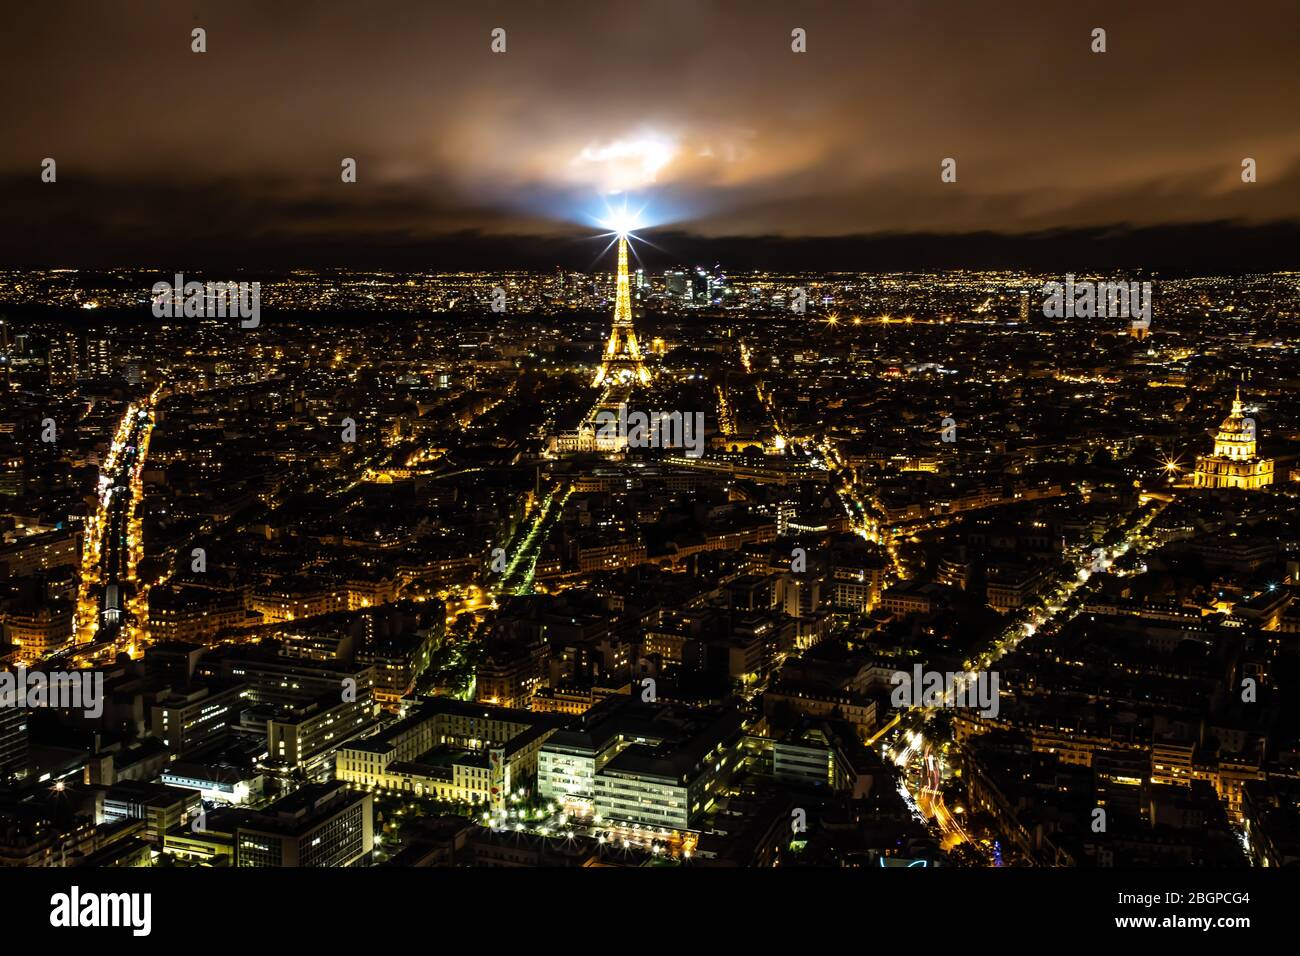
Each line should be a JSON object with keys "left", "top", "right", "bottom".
{"left": 1211, "top": 385, "right": 1260, "bottom": 459}
{"left": 1217, "top": 386, "right": 1250, "bottom": 435}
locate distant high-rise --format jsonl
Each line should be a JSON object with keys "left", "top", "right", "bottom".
{"left": 85, "top": 338, "right": 112, "bottom": 378}
{"left": 0, "top": 318, "right": 10, "bottom": 388}
{"left": 48, "top": 331, "right": 80, "bottom": 385}
{"left": 666, "top": 270, "right": 688, "bottom": 298}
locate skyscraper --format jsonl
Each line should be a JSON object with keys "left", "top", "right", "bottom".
{"left": 85, "top": 337, "right": 112, "bottom": 378}
{"left": 48, "top": 331, "right": 80, "bottom": 385}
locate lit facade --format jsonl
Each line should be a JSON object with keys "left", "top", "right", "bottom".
{"left": 1194, "top": 388, "right": 1274, "bottom": 490}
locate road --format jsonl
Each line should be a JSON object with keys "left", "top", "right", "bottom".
{"left": 878, "top": 496, "right": 1171, "bottom": 860}
{"left": 74, "top": 397, "right": 155, "bottom": 651}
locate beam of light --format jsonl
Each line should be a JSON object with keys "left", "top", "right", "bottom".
{"left": 586, "top": 195, "right": 671, "bottom": 269}
{"left": 595, "top": 195, "right": 649, "bottom": 237}
{"left": 602, "top": 207, "right": 642, "bottom": 237}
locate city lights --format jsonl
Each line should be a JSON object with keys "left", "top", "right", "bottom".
{"left": 0, "top": 1, "right": 1293, "bottom": 929}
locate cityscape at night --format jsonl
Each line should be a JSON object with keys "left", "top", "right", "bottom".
{"left": 2, "top": 0, "right": 1297, "bottom": 937}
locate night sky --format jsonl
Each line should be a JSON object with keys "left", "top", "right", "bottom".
{"left": 2, "top": 0, "right": 1298, "bottom": 270}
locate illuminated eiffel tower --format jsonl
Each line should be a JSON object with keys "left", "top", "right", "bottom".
{"left": 593, "top": 234, "right": 650, "bottom": 387}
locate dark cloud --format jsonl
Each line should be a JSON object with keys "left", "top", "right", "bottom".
{"left": 2, "top": 0, "right": 1298, "bottom": 268}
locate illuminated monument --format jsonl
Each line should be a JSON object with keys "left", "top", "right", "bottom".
{"left": 1194, "top": 387, "right": 1274, "bottom": 490}
{"left": 548, "top": 217, "right": 653, "bottom": 456}
{"left": 593, "top": 232, "right": 650, "bottom": 387}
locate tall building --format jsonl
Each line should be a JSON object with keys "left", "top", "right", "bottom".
{"left": 0, "top": 317, "right": 10, "bottom": 389}
{"left": 48, "top": 331, "right": 80, "bottom": 385}
{"left": 85, "top": 337, "right": 112, "bottom": 378}
{"left": 1194, "top": 387, "right": 1274, "bottom": 490}
{"left": 593, "top": 234, "right": 650, "bottom": 387}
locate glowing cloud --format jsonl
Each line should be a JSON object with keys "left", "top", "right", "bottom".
{"left": 572, "top": 133, "right": 678, "bottom": 194}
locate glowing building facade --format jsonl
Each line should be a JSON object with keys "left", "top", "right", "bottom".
{"left": 1194, "top": 388, "right": 1273, "bottom": 490}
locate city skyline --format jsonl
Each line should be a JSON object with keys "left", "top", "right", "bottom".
{"left": 1, "top": 2, "right": 1295, "bottom": 931}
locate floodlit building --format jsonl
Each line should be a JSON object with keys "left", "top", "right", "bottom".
{"left": 1194, "top": 388, "right": 1274, "bottom": 490}
{"left": 335, "top": 698, "right": 564, "bottom": 807}
{"left": 538, "top": 697, "right": 749, "bottom": 830}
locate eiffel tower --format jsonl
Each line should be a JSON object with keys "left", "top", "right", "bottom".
{"left": 593, "top": 234, "right": 650, "bottom": 387}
